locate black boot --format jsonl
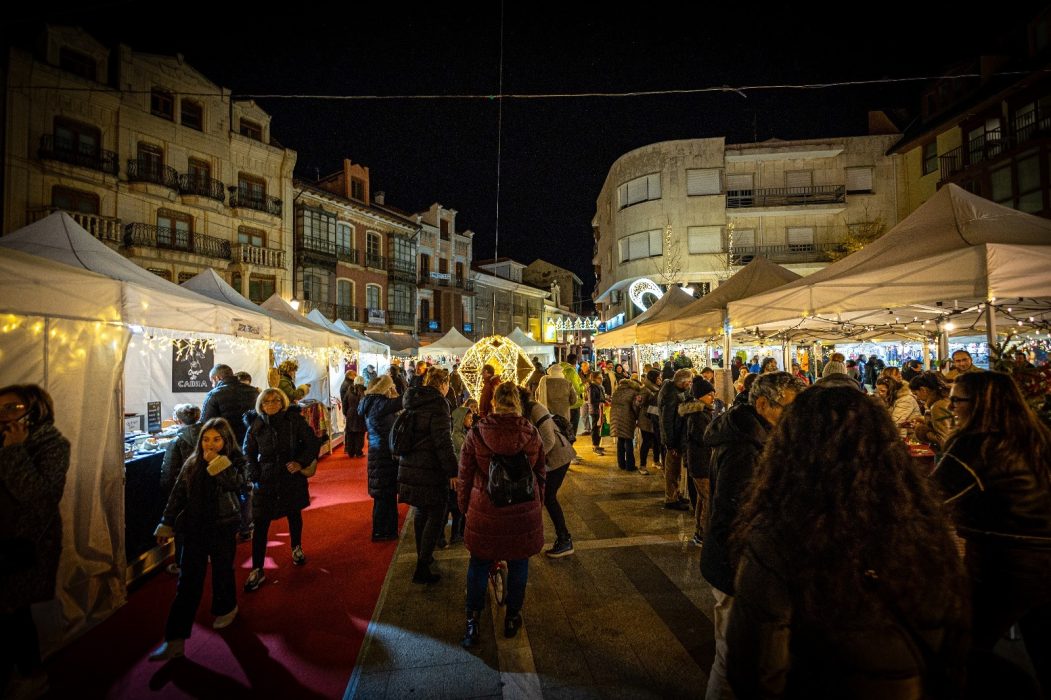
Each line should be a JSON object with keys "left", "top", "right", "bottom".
{"left": 412, "top": 561, "right": 441, "bottom": 584}
{"left": 504, "top": 608, "right": 523, "bottom": 638}
{"left": 461, "top": 610, "right": 481, "bottom": 648}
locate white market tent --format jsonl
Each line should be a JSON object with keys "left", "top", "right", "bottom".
{"left": 364, "top": 330, "right": 418, "bottom": 359}
{"left": 0, "top": 247, "right": 130, "bottom": 653}
{"left": 419, "top": 327, "right": 474, "bottom": 363}
{"left": 728, "top": 185, "right": 1051, "bottom": 340}
{"left": 333, "top": 319, "right": 390, "bottom": 377}
{"left": 506, "top": 327, "right": 558, "bottom": 366}
{"left": 636, "top": 257, "right": 802, "bottom": 345}
{"left": 593, "top": 285, "right": 696, "bottom": 349}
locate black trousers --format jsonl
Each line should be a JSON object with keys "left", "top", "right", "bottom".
{"left": 413, "top": 503, "right": 445, "bottom": 568}
{"left": 640, "top": 429, "right": 662, "bottom": 466}
{"left": 252, "top": 510, "right": 303, "bottom": 569}
{"left": 617, "top": 437, "right": 636, "bottom": 470}
{"left": 544, "top": 464, "right": 570, "bottom": 539}
{"left": 0, "top": 605, "right": 41, "bottom": 683}
{"left": 165, "top": 523, "right": 238, "bottom": 641}
{"left": 345, "top": 431, "right": 366, "bottom": 456}
{"left": 372, "top": 489, "right": 399, "bottom": 538}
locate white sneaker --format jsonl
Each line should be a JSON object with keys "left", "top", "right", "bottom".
{"left": 213, "top": 605, "right": 238, "bottom": 629}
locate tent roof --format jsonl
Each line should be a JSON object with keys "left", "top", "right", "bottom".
{"left": 419, "top": 327, "right": 474, "bottom": 354}
{"left": 728, "top": 185, "right": 1051, "bottom": 336}
{"left": 0, "top": 213, "right": 275, "bottom": 335}
{"left": 258, "top": 295, "right": 338, "bottom": 347}
{"left": 636, "top": 258, "right": 801, "bottom": 344}
{"left": 364, "top": 330, "right": 417, "bottom": 356}
{"left": 332, "top": 319, "right": 390, "bottom": 356}
{"left": 594, "top": 286, "right": 696, "bottom": 349}
{"left": 0, "top": 247, "right": 123, "bottom": 323}
{"left": 181, "top": 268, "right": 264, "bottom": 314}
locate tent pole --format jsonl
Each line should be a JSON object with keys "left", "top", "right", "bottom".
{"left": 922, "top": 336, "right": 931, "bottom": 370}
{"left": 937, "top": 321, "right": 950, "bottom": 363}
{"left": 985, "top": 302, "right": 998, "bottom": 363}
{"left": 781, "top": 339, "right": 791, "bottom": 373}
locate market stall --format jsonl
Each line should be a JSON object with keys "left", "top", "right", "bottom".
{"left": 506, "top": 327, "right": 558, "bottom": 366}
{"left": 418, "top": 327, "right": 474, "bottom": 366}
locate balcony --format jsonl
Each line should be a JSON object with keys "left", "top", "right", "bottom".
{"left": 178, "top": 174, "right": 226, "bottom": 202}
{"left": 1014, "top": 111, "right": 1051, "bottom": 145}
{"left": 495, "top": 302, "right": 512, "bottom": 313}
{"left": 296, "top": 234, "right": 336, "bottom": 258}
{"left": 726, "top": 185, "right": 846, "bottom": 209}
{"left": 230, "top": 191, "right": 282, "bottom": 217}
{"left": 364, "top": 254, "right": 386, "bottom": 270}
{"left": 127, "top": 160, "right": 180, "bottom": 190}
{"left": 388, "top": 310, "right": 414, "bottom": 327}
{"left": 124, "top": 223, "right": 232, "bottom": 260}
{"left": 233, "top": 243, "right": 285, "bottom": 269}
{"left": 418, "top": 272, "right": 476, "bottom": 292}
{"left": 302, "top": 300, "right": 336, "bottom": 318}
{"left": 27, "top": 208, "right": 122, "bottom": 244}
{"left": 334, "top": 305, "right": 360, "bottom": 323}
{"left": 336, "top": 246, "right": 359, "bottom": 265}
{"left": 38, "top": 135, "right": 118, "bottom": 175}
{"left": 728, "top": 242, "right": 843, "bottom": 266}
{"left": 387, "top": 258, "right": 417, "bottom": 282}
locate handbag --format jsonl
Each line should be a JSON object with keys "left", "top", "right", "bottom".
{"left": 289, "top": 421, "right": 318, "bottom": 478}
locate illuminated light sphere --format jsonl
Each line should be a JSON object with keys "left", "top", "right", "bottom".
{"left": 628, "top": 278, "right": 663, "bottom": 311}
{"left": 458, "top": 335, "right": 534, "bottom": 401}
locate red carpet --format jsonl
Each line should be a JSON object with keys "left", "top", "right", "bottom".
{"left": 44, "top": 448, "right": 405, "bottom": 699}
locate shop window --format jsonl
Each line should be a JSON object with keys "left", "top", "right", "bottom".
{"left": 151, "top": 88, "right": 174, "bottom": 120}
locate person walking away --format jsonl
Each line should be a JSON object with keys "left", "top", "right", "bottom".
{"left": 935, "top": 371, "right": 1051, "bottom": 697}
{"left": 586, "top": 372, "right": 607, "bottom": 455}
{"left": 458, "top": 383, "right": 546, "bottom": 647}
{"left": 359, "top": 375, "right": 402, "bottom": 541}
{"left": 517, "top": 387, "right": 576, "bottom": 558}
{"left": 160, "top": 404, "right": 202, "bottom": 574}
{"left": 536, "top": 364, "right": 575, "bottom": 423}
{"left": 526, "top": 357, "right": 545, "bottom": 398}
{"left": 242, "top": 388, "right": 320, "bottom": 592}
{"left": 701, "top": 372, "right": 806, "bottom": 699}
{"left": 398, "top": 367, "right": 459, "bottom": 584}
{"left": 679, "top": 376, "right": 716, "bottom": 546}
{"left": 0, "top": 385, "right": 70, "bottom": 697}
{"left": 659, "top": 369, "right": 694, "bottom": 511}
{"left": 726, "top": 386, "right": 968, "bottom": 698}
{"left": 609, "top": 376, "right": 642, "bottom": 471}
{"left": 449, "top": 364, "right": 469, "bottom": 407}
{"left": 478, "top": 364, "right": 501, "bottom": 417}
{"left": 342, "top": 375, "right": 367, "bottom": 457}
{"left": 637, "top": 370, "right": 663, "bottom": 474}
{"left": 149, "top": 418, "right": 245, "bottom": 661}
{"left": 561, "top": 354, "right": 585, "bottom": 437}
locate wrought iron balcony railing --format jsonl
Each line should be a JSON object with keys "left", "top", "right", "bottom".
{"left": 38, "top": 135, "right": 118, "bottom": 175}
{"left": 124, "top": 223, "right": 232, "bottom": 259}
{"left": 335, "top": 305, "right": 360, "bottom": 323}
{"left": 296, "top": 234, "right": 337, "bottom": 257}
{"left": 388, "top": 310, "right": 414, "bottom": 327}
{"left": 127, "top": 160, "right": 180, "bottom": 190}
{"left": 178, "top": 174, "right": 226, "bottom": 202}
{"left": 727, "top": 242, "right": 843, "bottom": 266}
{"left": 336, "top": 246, "right": 359, "bottom": 264}
{"left": 726, "top": 185, "right": 846, "bottom": 209}
{"left": 230, "top": 191, "right": 282, "bottom": 216}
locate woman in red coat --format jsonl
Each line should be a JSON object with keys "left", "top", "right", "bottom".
{"left": 457, "top": 382, "right": 546, "bottom": 647}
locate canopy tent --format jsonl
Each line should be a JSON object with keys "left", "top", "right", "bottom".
{"left": 636, "top": 258, "right": 802, "bottom": 345}
{"left": 418, "top": 327, "right": 474, "bottom": 363}
{"left": 332, "top": 319, "right": 390, "bottom": 381}
{"left": 306, "top": 309, "right": 389, "bottom": 356}
{"left": 0, "top": 248, "right": 130, "bottom": 653}
{"left": 364, "top": 330, "right": 418, "bottom": 358}
{"left": 593, "top": 285, "right": 696, "bottom": 349}
{"left": 728, "top": 185, "right": 1051, "bottom": 342}
{"left": 506, "top": 327, "right": 558, "bottom": 365}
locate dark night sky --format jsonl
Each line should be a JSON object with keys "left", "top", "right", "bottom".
{"left": 6, "top": 3, "right": 1044, "bottom": 301}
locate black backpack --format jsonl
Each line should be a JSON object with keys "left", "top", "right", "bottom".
{"left": 389, "top": 410, "right": 422, "bottom": 457}
{"left": 473, "top": 427, "right": 535, "bottom": 507}
{"left": 538, "top": 412, "right": 576, "bottom": 444}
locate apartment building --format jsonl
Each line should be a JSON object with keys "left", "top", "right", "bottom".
{"left": 414, "top": 203, "right": 475, "bottom": 340}
{"left": 472, "top": 259, "right": 549, "bottom": 340}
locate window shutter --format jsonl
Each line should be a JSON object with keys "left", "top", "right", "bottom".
{"left": 649, "top": 229, "right": 663, "bottom": 256}
{"left": 629, "top": 232, "right": 649, "bottom": 260}
{"left": 617, "top": 183, "right": 628, "bottom": 208}
{"left": 647, "top": 173, "right": 661, "bottom": 199}
{"left": 732, "top": 228, "right": 755, "bottom": 247}
{"left": 619, "top": 237, "right": 630, "bottom": 263}
{"left": 726, "top": 173, "right": 753, "bottom": 192}
{"left": 687, "top": 168, "right": 721, "bottom": 195}
{"left": 787, "top": 227, "right": 814, "bottom": 249}
{"left": 845, "top": 167, "right": 873, "bottom": 193}
{"left": 626, "top": 177, "right": 648, "bottom": 205}
{"left": 687, "top": 226, "right": 722, "bottom": 254}
{"left": 785, "top": 170, "right": 812, "bottom": 189}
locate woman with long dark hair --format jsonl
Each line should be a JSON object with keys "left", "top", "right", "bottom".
{"left": 359, "top": 374, "right": 403, "bottom": 541}
{"left": 937, "top": 371, "right": 1051, "bottom": 695}
{"left": 0, "top": 385, "right": 70, "bottom": 696}
{"left": 908, "top": 371, "right": 954, "bottom": 449}
{"left": 150, "top": 417, "right": 245, "bottom": 661}
{"left": 727, "top": 386, "right": 968, "bottom": 697}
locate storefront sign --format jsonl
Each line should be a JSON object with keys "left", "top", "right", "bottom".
{"left": 231, "top": 318, "right": 264, "bottom": 339}
{"left": 172, "top": 342, "right": 214, "bottom": 393}
{"left": 463, "top": 322, "right": 473, "bottom": 333}
{"left": 430, "top": 272, "right": 451, "bottom": 280}
{"left": 428, "top": 320, "right": 439, "bottom": 331}
{"left": 368, "top": 309, "right": 387, "bottom": 326}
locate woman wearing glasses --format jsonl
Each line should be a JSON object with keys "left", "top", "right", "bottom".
{"left": 0, "top": 385, "right": 70, "bottom": 697}
{"left": 242, "top": 387, "right": 320, "bottom": 592}
{"left": 936, "top": 371, "right": 1051, "bottom": 694}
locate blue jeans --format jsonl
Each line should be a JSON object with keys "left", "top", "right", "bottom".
{"left": 466, "top": 556, "right": 529, "bottom": 613}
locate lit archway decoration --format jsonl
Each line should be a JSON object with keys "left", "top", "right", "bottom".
{"left": 629, "top": 278, "right": 663, "bottom": 311}
{"left": 458, "top": 335, "right": 534, "bottom": 401}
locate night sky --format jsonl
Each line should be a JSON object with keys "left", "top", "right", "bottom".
{"left": 5, "top": 3, "right": 1043, "bottom": 304}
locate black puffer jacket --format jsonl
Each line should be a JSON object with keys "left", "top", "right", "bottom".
{"left": 359, "top": 393, "right": 402, "bottom": 496}
{"left": 342, "top": 384, "right": 366, "bottom": 433}
{"left": 700, "top": 403, "right": 771, "bottom": 594}
{"left": 397, "top": 386, "right": 458, "bottom": 508}
{"left": 658, "top": 380, "right": 688, "bottom": 451}
{"left": 243, "top": 407, "right": 319, "bottom": 520}
{"left": 637, "top": 376, "right": 661, "bottom": 434}
{"left": 159, "top": 452, "right": 245, "bottom": 536}
{"left": 160, "top": 423, "right": 201, "bottom": 495}
{"left": 201, "top": 377, "right": 259, "bottom": 445}
{"left": 679, "top": 400, "right": 714, "bottom": 478}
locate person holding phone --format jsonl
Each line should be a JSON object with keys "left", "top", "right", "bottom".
{"left": 149, "top": 418, "right": 245, "bottom": 661}
{"left": 0, "top": 385, "right": 70, "bottom": 697}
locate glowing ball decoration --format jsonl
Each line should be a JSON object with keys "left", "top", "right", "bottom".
{"left": 458, "top": 335, "right": 534, "bottom": 401}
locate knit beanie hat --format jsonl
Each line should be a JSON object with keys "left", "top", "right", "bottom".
{"left": 822, "top": 360, "right": 848, "bottom": 377}
{"left": 692, "top": 377, "right": 716, "bottom": 398}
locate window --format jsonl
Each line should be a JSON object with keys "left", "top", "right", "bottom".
{"left": 390, "top": 284, "right": 413, "bottom": 314}
{"left": 303, "top": 269, "right": 327, "bottom": 304}
{"left": 1017, "top": 152, "right": 1043, "bottom": 213}
{"left": 178, "top": 272, "right": 195, "bottom": 284}
{"left": 845, "top": 167, "right": 874, "bottom": 194}
{"left": 53, "top": 118, "right": 99, "bottom": 157}
{"left": 420, "top": 298, "right": 431, "bottom": 321}
{"left": 617, "top": 229, "right": 663, "bottom": 263}
{"left": 51, "top": 186, "right": 98, "bottom": 214}
{"left": 420, "top": 253, "right": 431, "bottom": 276}
{"left": 138, "top": 142, "right": 163, "bottom": 174}
{"left": 617, "top": 173, "right": 661, "bottom": 208}
{"left": 365, "top": 232, "right": 380, "bottom": 261}
{"left": 59, "top": 48, "right": 96, "bottom": 80}
{"left": 151, "top": 89, "right": 174, "bottom": 120}
{"left": 366, "top": 284, "right": 382, "bottom": 310}
{"left": 990, "top": 165, "right": 1013, "bottom": 205}
{"left": 730, "top": 228, "right": 756, "bottom": 248}
{"left": 455, "top": 261, "right": 465, "bottom": 280}
{"left": 440, "top": 218, "right": 450, "bottom": 240}
{"left": 337, "top": 279, "right": 354, "bottom": 307}
{"left": 726, "top": 173, "right": 753, "bottom": 193}
{"left": 238, "top": 174, "right": 266, "bottom": 206}
{"left": 239, "top": 119, "right": 262, "bottom": 141}
{"left": 337, "top": 222, "right": 354, "bottom": 252}
{"left": 785, "top": 170, "right": 813, "bottom": 189}
{"left": 922, "top": 141, "right": 938, "bottom": 175}
{"left": 148, "top": 268, "right": 172, "bottom": 281}
{"left": 687, "top": 226, "right": 723, "bottom": 254}
{"left": 296, "top": 207, "right": 336, "bottom": 247}
{"left": 157, "top": 209, "right": 192, "bottom": 251}
{"left": 350, "top": 177, "right": 365, "bottom": 201}
{"left": 787, "top": 227, "right": 815, "bottom": 251}
{"left": 686, "top": 168, "right": 722, "bottom": 196}
{"left": 186, "top": 158, "right": 211, "bottom": 193}
{"left": 439, "top": 258, "right": 448, "bottom": 274}
{"left": 248, "top": 275, "right": 276, "bottom": 303}
{"left": 238, "top": 226, "right": 265, "bottom": 248}
{"left": 390, "top": 234, "right": 415, "bottom": 267}
{"left": 181, "top": 100, "right": 203, "bottom": 131}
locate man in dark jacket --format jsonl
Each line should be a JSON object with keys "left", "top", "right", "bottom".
{"left": 658, "top": 369, "right": 693, "bottom": 510}
{"left": 408, "top": 360, "right": 428, "bottom": 389}
{"left": 700, "top": 371, "right": 805, "bottom": 699}
{"left": 202, "top": 364, "right": 258, "bottom": 447}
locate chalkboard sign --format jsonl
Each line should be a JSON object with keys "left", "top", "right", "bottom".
{"left": 147, "top": 401, "right": 162, "bottom": 433}
{"left": 172, "top": 342, "right": 214, "bottom": 393}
